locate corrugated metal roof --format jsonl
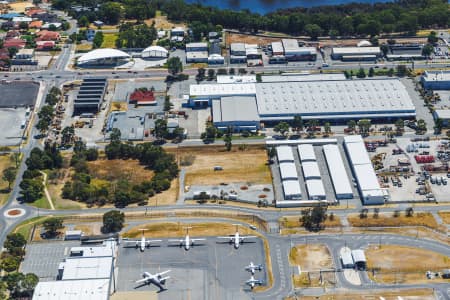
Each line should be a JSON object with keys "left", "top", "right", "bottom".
{"left": 345, "top": 142, "right": 371, "bottom": 165}
{"left": 323, "top": 144, "right": 353, "bottom": 197}
{"left": 33, "top": 279, "right": 109, "bottom": 300}
{"left": 302, "top": 161, "right": 321, "bottom": 179}
{"left": 277, "top": 146, "right": 294, "bottom": 162}
{"left": 297, "top": 144, "right": 316, "bottom": 162}
{"left": 351, "top": 249, "right": 367, "bottom": 263}
{"left": 282, "top": 180, "right": 302, "bottom": 198}
{"left": 353, "top": 163, "right": 381, "bottom": 191}
{"left": 279, "top": 162, "right": 298, "bottom": 180}
{"left": 306, "top": 179, "right": 326, "bottom": 199}
{"left": 61, "top": 257, "right": 113, "bottom": 280}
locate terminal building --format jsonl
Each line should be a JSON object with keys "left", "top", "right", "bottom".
{"left": 421, "top": 71, "right": 450, "bottom": 90}
{"left": 187, "top": 77, "right": 416, "bottom": 132}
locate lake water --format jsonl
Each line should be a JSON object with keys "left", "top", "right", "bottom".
{"left": 185, "top": 0, "right": 394, "bottom": 14}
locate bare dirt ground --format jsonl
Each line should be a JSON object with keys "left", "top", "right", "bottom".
{"left": 146, "top": 178, "right": 178, "bottom": 206}
{"left": 144, "top": 13, "right": 186, "bottom": 31}
{"left": 8, "top": 1, "right": 33, "bottom": 12}
{"left": 180, "top": 146, "right": 271, "bottom": 186}
{"left": 73, "top": 223, "right": 102, "bottom": 235}
{"left": 366, "top": 245, "right": 450, "bottom": 284}
{"left": 289, "top": 244, "right": 333, "bottom": 271}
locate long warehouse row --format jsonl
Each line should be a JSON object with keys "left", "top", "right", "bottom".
{"left": 276, "top": 143, "right": 354, "bottom": 202}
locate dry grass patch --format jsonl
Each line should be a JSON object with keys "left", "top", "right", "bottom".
{"left": 87, "top": 159, "right": 154, "bottom": 183}
{"left": 73, "top": 223, "right": 102, "bottom": 236}
{"left": 144, "top": 13, "right": 186, "bottom": 31}
{"left": 9, "top": 1, "right": 33, "bottom": 12}
{"left": 367, "top": 245, "right": 450, "bottom": 284}
{"left": 289, "top": 244, "right": 333, "bottom": 270}
{"left": 146, "top": 178, "right": 178, "bottom": 206}
{"left": 123, "top": 222, "right": 255, "bottom": 238}
{"left": 438, "top": 211, "right": 450, "bottom": 224}
{"left": 281, "top": 215, "right": 341, "bottom": 229}
{"left": 182, "top": 146, "right": 271, "bottom": 185}
{"left": 75, "top": 43, "right": 93, "bottom": 52}
{"left": 348, "top": 212, "right": 438, "bottom": 229}
{"left": 290, "top": 288, "right": 435, "bottom": 300}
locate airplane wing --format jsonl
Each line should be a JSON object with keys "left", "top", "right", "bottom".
{"left": 135, "top": 277, "right": 148, "bottom": 284}
{"left": 123, "top": 240, "right": 139, "bottom": 244}
{"left": 217, "top": 236, "right": 233, "bottom": 239}
{"left": 155, "top": 270, "right": 171, "bottom": 277}
{"left": 168, "top": 239, "right": 184, "bottom": 243}
{"left": 191, "top": 238, "right": 206, "bottom": 242}
{"left": 240, "top": 235, "right": 257, "bottom": 239}
{"left": 145, "top": 239, "right": 162, "bottom": 245}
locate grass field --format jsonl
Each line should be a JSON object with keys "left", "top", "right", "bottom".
{"left": 347, "top": 212, "right": 439, "bottom": 229}
{"left": 101, "top": 33, "right": 118, "bottom": 48}
{"left": 182, "top": 146, "right": 271, "bottom": 186}
{"left": 75, "top": 43, "right": 93, "bottom": 52}
{"left": 13, "top": 216, "right": 49, "bottom": 241}
{"left": 0, "top": 154, "right": 17, "bottom": 205}
{"left": 47, "top": 182, "right": 85, "bottom": 210}
{"left": 366, "top": 245, "right": 450, "bottom": 284}
{"left": 290, "top": 289, "right": 435, "bottom": 300}
{"left": 123, "top": 222, "right": 255, "bottom": 238}
{"left": 28, "top": 197, "right": 51, "bottom": 209}
{"left": 438, "top": 211, "right": 450, "bottom": 224}
{"left": 280, "top": 214, "right": 341, "bottom": 229}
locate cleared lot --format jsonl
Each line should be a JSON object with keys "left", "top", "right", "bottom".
{"left": 291, "top": 289, "right": 435, "bottom": 300}
{"left": 366, "top": 245, "right": 450, "bottom": 284}
{"left": 181, "top": 146, "right": 271, "bottom": 186}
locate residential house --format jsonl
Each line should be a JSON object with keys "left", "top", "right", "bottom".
{"left": 36, "top": 30, "right": 60, "bottom": 41}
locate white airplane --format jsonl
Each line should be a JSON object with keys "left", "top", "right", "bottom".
{"left": 123, "top": 229, "right": 162, "bottom": 252}
{"left": 168, "top": 227, "right": 206, "bottom": 250}
{"left": 135, "top": 270, "right": 171, "bottom": 291}
{"left": 217, "top": 224, "right": 256, "bottom": 249}
{"left": 245, "top": 275, "right": 263, "bottom": 289}
{"left": 245, "top": 262, "right": 263, "bottom": 275}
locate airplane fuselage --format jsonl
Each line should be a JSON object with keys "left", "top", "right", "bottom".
{"left": 140, "top": 236, "right": 145, "bottom": 252}
{"left": 234, "top": 232, "right": 240, "bottom": 249}
{"left": 185, "top": 235, "right": 190, "bottom": 250}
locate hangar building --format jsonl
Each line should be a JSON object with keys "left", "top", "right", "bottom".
{"left": 77, "top": 48, "right": 130, "bottom": 66}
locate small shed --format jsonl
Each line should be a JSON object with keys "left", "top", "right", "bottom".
{"left": 442, "top": 269, "right": 450, "bottom": 279}
{"left": 351, "top": 249, "right": 367, "bottom": 270}
{"left": 65, "top": 230, "right": 83, "bottom": 241}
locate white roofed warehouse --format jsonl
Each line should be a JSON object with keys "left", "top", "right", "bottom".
{"left": 276, "top": 146, "right": 294, "bottom": 163}
{"left": 186, "top": 77, "right": 416, "bottom": 124}
{"left": 77, "top": 48, "right": 130, "bottom": 66}
{"left": 282, "top": 180, "right": 302, "bottom": 200}
{"left": 323, "top": 144, "right": 353, "bottom": 199}
{"left": 141, "top": 46, "right": 168, "bottom": 58}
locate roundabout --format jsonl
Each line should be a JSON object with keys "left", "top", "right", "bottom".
{"left": 4, "top": 208, "right": 26, "bottom": 218}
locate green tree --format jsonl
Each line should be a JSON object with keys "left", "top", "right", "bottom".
{"left": 357, "top": 119, "right": 372, "bottom": 136}
{"left": 304, "top": 23, "right": 322, "bottom": 40}
{"left": 427, "top": 31, "right": 438, "bottom": 44}
{"left": 1, "top": 257, "right": 20, "bottom": 273}
{"left": 110, "top": 128, "right": 121, "bottom": 142}
{"left": 78, "top": 15, "right": 89, "bottom": 28}
{"left": 356, "top": 67, "right": 366, "bottom": 78}
{"left": 196, "top": 68, "right": 205, "bottom": 82}
{"left": 2, "top": 166, "right": 17, "bottom": 190}
{"left": 207, "top": 69, "right": 215, "bottom": 81}
{"left": 4, "top": 233, "right": 26, "bottom": 253}
{"left": 368, "top": 67, "right": 375, "bottom": 77}
{"left": 292, "top": 115, "right": 303, "bottom": 133}
{"left": 395, "top": 119, "right": 404, "bottom": 135}
{"left": 19, "top": 178, "right": 43, "bottom": 203}
{"left": 301, "top": 206, "right": 327, "bottom": 231}
{"left": 99, "top": 2, "right": 123, "bottom": 25}
{"left": 61, "top": 126, "right": 75, "bottom": 146}
{"left": 417, "top": 119, "right": 427, "bottom": 133}
{"left": 42, "top": 217, "right": 64, "bottom": 237}
{"left": 202, "top": 125, "right": 217, "bottom": 143}
{"left": 154, "top": 119, "right": 168, "bottom": 140}
{"left": 92, "top": 31, "right": 104, "bottom": 49}
{"left": 163, "top": 95, "right": 173, "bottom": 112}
{"left": 324, "top": 122, "right": 331, "bottom": 136}
{"left": 102, "top": 210, "right": 125, "bottom": 233}
{"left": 380, "top": 44, "right": 389, "bottom": 57}
{"left": 274, "top": 122, "right": 290, "bottom": 137}
{"left": 347, "top": 120, "right": 356, "bottom": 131}
{"left": 396, "top": 64, "right": 408, "bottom": 77}
{"left": 167, "top": 56, "right": 183, "bottom": 76}
{"left": 223, "top": 126, "right": 233, "bottom": 151}
{"left": 422, "top": 44, "right": 434, "bottom": 58}
{"left": 21, "top": 273, "right": 39, "bottom": 297}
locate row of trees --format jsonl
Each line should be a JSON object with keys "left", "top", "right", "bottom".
{"left": 115, "top": 22, "right": 157, "bottom": 48}
{"left": 0, "top": 233, "right": 39, "bottom": 299}
{"left": 161, "top": 0, "right": 448, "bottom": 39}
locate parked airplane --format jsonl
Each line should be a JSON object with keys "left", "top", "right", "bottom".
{"left": 168, "top": 227, "right": 206, "bottom": 250}
{"left": 245, "top": 262, "right": 263, "bottom": 275}
{"left": 123, "top": 229, "right": 162, "bottom": 252}
{"left": 135, "top": 270, "right": 171, "bottom": 291}
{"left": 245, "top": 275, "right": 263, "bottom": 289}
{"left": 217, "top": 224, "right": 256, "bottom": 249}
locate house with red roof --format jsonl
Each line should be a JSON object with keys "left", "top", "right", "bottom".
{"left": 36, "top": 40, "right": 55, "bottom": 50}
{"left": 3, "top": 38, "right": 26, "bottom": 49}
{"left": 129, "top": 89, "right": 156, "bottom": 105}
{"left": 29, "top": 20, "right": 43, "bottom": 29}
{"left": 35, "top": 30, "right": 60, "bottom": 41}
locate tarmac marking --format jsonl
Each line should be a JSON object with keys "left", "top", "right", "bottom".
{"left": 275, "top": 245, "right": 286, "bottom": 289}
